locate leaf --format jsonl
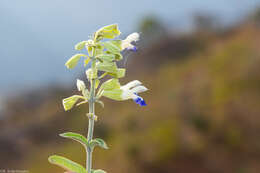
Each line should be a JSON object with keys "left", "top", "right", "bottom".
{"left": 102, "top": 89, "right": 123, "bottom": 101}
{"left": 98, "top": 72, "right": 108, "bottom": 79}
{"left": 60, "top": 132, "right": 89, "bottom": 148}
{"left": 76, "top": 100, "right": 88, "bottom": 107}
{"left": 62, "top": 95, "right": 85, "bottom": 111}
{"left": 94, "top": 24, "right": 121, "bottom": 41}
{"left": 48, "top": 155, "right": 87, "bottom": 173}
{"left": 89, "top": 138, "right": 109, "bottom": 149}
{"left": 95, "top": 44, "right": 104, "bottom": 56}
{"left": 65, "top": 54, "right": 87, "bottom": 69}
{"left": 99, "top": 78, "right": 121, "bottom": 91}
{"left": 96, "top": 61, "right": 118, "bottom": 74}
{"left": 96, "top": 100, "right": 104, "bottom": 108}
{"left": 104, "top": 51, "right": 122, "bottom": 61}
{"left": 92, "top": 169, "right": 107, "bottom": 173}
{"left": 88, "top": 46, "right": 93, "bottom": 57}
{"left": 108, "top": 68, "right": 125, "bottom": 78}
{"left": 103, "top": 41, "right": 121, "bottom": 53}
{"left": 84, "top": 58, "right": 91, "bottom": 67}
{"left": 97, "top": 76, "right": 123, "bottom": 101}
{"left": 95, "top": 79, "right": 100, "bottom": 89}
{"left": 114, "top": 52, "right": 123, "bottom": 61}
{"left": 75, "top": 41, "right": 87, "bottom": 50}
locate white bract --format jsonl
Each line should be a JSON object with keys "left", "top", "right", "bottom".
{"left": 77, "top": 79, "right": 86, "bottom": 91}
{"left": 121, "top": 32, "right": 140, "bottom": 51}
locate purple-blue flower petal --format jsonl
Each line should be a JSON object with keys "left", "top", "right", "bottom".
{"left": 133, "top": 94, "right": 147, "bottom": 107}
{"left": 127, "top": 46, "right": 138, "bottom": 52}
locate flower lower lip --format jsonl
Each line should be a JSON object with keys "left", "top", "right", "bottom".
{"left": 127, "top": 46, "right": 137, "bottom": 52}
{"left": 133, "top": 96, "right": 147, "bottom": 106}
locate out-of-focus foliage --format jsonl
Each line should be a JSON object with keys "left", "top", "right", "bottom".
{"left": 1, "top": 13, "right": 260, "bottom": 173}
{"left": 138, "top": 16, "right": 167, "bottom": 45}
{"left": 193, "top": 13, "right": 220, "bottom": 32}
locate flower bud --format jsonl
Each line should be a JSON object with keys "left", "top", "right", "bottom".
{"left": 76, "top": 79, "right": 86, "bottom": 91}
{"left": 86, "top": 68, "right": 97, "bottom": 80}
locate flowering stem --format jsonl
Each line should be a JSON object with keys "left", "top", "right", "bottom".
{"left": 86, "top": 55, "right": 96, "bottom": 172}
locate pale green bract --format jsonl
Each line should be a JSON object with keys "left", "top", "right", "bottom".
{"left": 101, "top": 89, "right": 123, "bottom": 101}
{"left": 102, "top": 41, "right": 121, "bottom": 53}
{"left": 108, "top": 68, "right": 126, "bottom": 78}
{"left": 96, "top": 54, "right": 115, "bottom": 62}
{"left": 65, "top": 54, "right": 88, "bottom": 69}
{"left": 62, "top": 95, "right": 86, "bottom": 111}
{"left": 99, "top": 78, "right": 120, "bottom": 90}
{"left": 96, "top": 61, "right": 118, "bottom": 74}
{"left": 94, "top": 24, "right": 121, "bottom": 41}
{"left": 75, "top": 41, "right": 88, "bottom": 50}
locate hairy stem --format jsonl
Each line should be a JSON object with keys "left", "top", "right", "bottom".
{"left": 86, "top": 56, "right": 96, "bottom": 172}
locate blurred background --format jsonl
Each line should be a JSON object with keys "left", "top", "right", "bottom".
{"left": 1, "top": 0, "right": 260, "bottom": 172}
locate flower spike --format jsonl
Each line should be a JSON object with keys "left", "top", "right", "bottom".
{"left": 54, "top": 24, "right": 148, "bottom": 173}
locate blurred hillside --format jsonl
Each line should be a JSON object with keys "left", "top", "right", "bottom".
{"left": 1, "top": 12, "right": 260, "bottom": 173}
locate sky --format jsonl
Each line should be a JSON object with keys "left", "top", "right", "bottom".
{"left": 0, "top": 0, "right": 260, "bottom": 96}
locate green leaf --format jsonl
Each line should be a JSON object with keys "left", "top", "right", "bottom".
{"left": 108, "top": 68, "right": 125, "bottom": 78}
{"left": 62, "top": 95, "right": 85, "bottom": 111}
{"left": 104, "top": 51, "right": 122, "bottom": 61}
{"left": 88, "top": 46, "right": 93, "bottom": 57}
{"left": 96, "top": 61, "right": 118, "bottom": 74}
{"left": 99, "top": 78, "right": 121, "bottom": 91}
{"left": 95, "top": 79, "right": 100, "bottom": 89}
{"left": 89, "top": 138, "right": 109, "bottom": 149}
{"left": 98, "top": 72, "right": 108, "bottom": 80}
{"left": 96, "top": 100, "right": 104, "bottom": 108}
{"left": 92, "top": 169, "right": 107, "bottom": 173}
{"left": 48, "top": 155, "right": 87, "bottom": 173}
{"left": 60, "top": 132, "right": 89, "bottom": 148}
{"left": 95, "top": 44, "right": 104, "bottom": 56}
{"left": 65, "top": 54, "right": 87, "bottom": 69}
{"left": 94, "top": 24, "right": 121, "bottom": 41}
{"left": 114, "top": 52, "right": 123, "bottom": 61}
{"left": 75, "top": 41, "right": 87, "bottom": 50}
{"left": 84, "top": 58, "right": 91, "bottom": 67}
{"left": 103, "top": 41, "right": 121, "bottom": 53}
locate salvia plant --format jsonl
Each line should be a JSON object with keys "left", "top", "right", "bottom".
{"left": 48, "top": 24, "right": 148, "bottom": 173}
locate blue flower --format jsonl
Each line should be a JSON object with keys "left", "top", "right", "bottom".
{"left": 121, "top": 32, "right": 139, "bottom": 51}
{"left": 120, "top": 80, "right": 148, "bottom": 107}
{"left": 133, "top": 94, "right": 147, "bottom": 106}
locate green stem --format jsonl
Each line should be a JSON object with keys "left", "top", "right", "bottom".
{"left": 86, "top": 56, "right": 96, "bottom": 172}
